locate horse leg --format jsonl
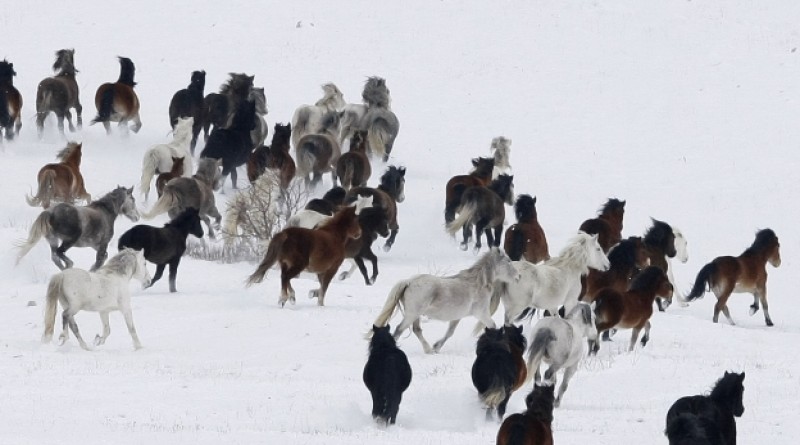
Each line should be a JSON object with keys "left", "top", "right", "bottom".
{"left": 392, "top": 316, "right": 415, "bottom": 340}
{"left": 131, "top": 114, "right": 143, "bottom": 133}
{"left": 36, "top": 112, "right": 47, "bottom": 138}
{"left": 753, "top": 288, "right": 773, "bottom": 326}
{"left": 338, "top": 259, "right": 358, "bottom": 281}
{"left": 230, "top": 168, "right": 238, "bottom": 189}
{"left": 75, "top": 103, "right": 83, "bottom": 129}
{"left": 148, "top": 264, "right": 166, "bottom": 289}
{"left": 311, "top": 268, "right": 338, "bottom": 306}
{"left": 91, "top": 245, "right": 109, "bottom": 272}
{"left": 53, "top": 239, "right": 75, "bottom": 270}
{"left": 554, "top": 365, "right": 578, "bottom": 408}
{"left": 629, "top": 326, "right": 642, "bottom": 351}
{"left": 65, "top": 309, "right": 89, "bottom": 350}
{"left": 167, "top": 258, "right": 181, "bottom": 293}
{"left": 201, "top": 214, "right": 216, "bottom": 239}
{"left": 365, "top": 249, "right": 380, "bottom": 284}
{"left": 474, "top": 219, "right": 489, "bottom": 251}
{"left": 713, "top": 287, "right": 735, "bottom": 325}
{"left": 94, "top": 311, "right": 111, "bottom": 346}
{"left": 411, "top": 319, "right": 434, "bottom": 354}
{"left": 64, "top": 110, "right": 76, "bottom": 132}
{"left": 383, "top": 227, "right": 399, "bottom": 252}
{"left": 353, "top": 256, "right": 372, "bottom": 285}
{"left": 102, "top": 121, "right": 111, "bottom": 135}
{"left": 640, "top": 320, "right": 652, "bottom": 347}
{"left": 279, "top": 264, "right": 303, "bottom": 307}
{"left": 432, "top": 320, "right": 461, "bottom": 353}
{"left": 120, "top": 300, "right": 142, "bottom": 350}
{"left": 460, "top": 224, "right": 472, "bottom": 251}
{"left": 59, "top": 307, "right": 71, "bottom": 345}
{"left": 493, "top": 225, "right": 503, "bottom": 248}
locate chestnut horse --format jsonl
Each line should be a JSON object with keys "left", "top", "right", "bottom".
{"left": 155, "top": 156, "right": 184, "bottom": 198}
{"left": 247, "top": 123, "right": 295, "bottom": 189}
{"left": 36, "top": 49, "right": 82, "bottom": 137}
{"left": 0, "top": 59, "right": 22, "bottom": 140}
{"left": 336, "top": 130, "right": 372, "bottom": 191}
{"left": 581, "top": 236, "right": 650, "bottom": 303}
{"left": 685, "top": 228, "right": 781, "bottom": 326}
{"left": 92, "top": 57, "right": 142, "bottom": 134}
{"left": 590, "top": 266, "right": 673, "bottom": 353}
{"left": 246, "top": 206, "right": 362, "bottom": 307}
{"left": 579, "top": 198, "right": 625, "bottom": 253}
{"left": 496, "top": 384, "right": 555, "bottom": 445}
{"left": 504, "top": 194, "right": 549, "bottom": 263}
{"left": 26, "top": 142, "right": 91, "bottom": 208}
{"left": 444, "top": 156, "right": 495, "bottom": 223}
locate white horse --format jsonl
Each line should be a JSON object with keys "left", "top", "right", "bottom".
{"left": 669, "top": 227, "right": 690, "bottom": 304}
{"left": 139, "top": 116, "right": 194, "bottom": 200}
{"left": 41, "top": 248, "right": 151, "bottom": 351}
{"left": 526, "top": 303, "right": 597, "bottom": 407}
{"left": 490, "top": 136, "right": 512, "bottom": 179}
{"left": 488, "top": 232, "right": 609, "bottom": 326}
{"left": 291, "top": 83, "right": 346, "bottom": 149}
{"left": 373, "top": 248, "right": 520, "bottom": 354}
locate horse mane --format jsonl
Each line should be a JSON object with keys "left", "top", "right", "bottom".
{"left": 55, "top": 142, "right": 82, "bottom": 163}
{"left": 166, "top": 207, "right": 199, "bottom": 228}
{"left": 503, "top": 324, "right": 527, "bottom": 351}
{"left": 249, "top": 87, "right": 268, "bottom": 115}
{"left": 219, "top": 73, "right": 254, "bottom": 99}
{"left": 746, "top": 228, "right": 778, "bottom": 254}
{"left": 644, "top": 218, "right": 673, "bottom": 249}
{"left": 524, "top": 384, "right": 556, "bottom": 423}
{"left": 709, "top": 371, "right": 745, "bottom": 405}
{"left": 100, "top": 249, "right": 138, "bottom": 275}
{"left": 0, "top": 60, "right": 16, "bottom": 85}
{"left": 629, "top": 266, "right": 666, "bottom": 292}
{"left": 315, "top": 83, "right": 344, "bottom": 109}
{"left": 489, "top": 174, "right": 514, "bottom": 196}
{"left": 362, "top": 76, "right": 391, "bottom": 109}
{"left": 458, "top": 250, "right": 500, "bottom": 290}
{"left": 369, "top": 325, "right": 397, "bottom": 351}
{"left": 514, "top": 194, "right": 537, "bottom": 223}
{"left": 272, "top": 123, "right": 292, "bottom": 147}
{"left": 53, "top": 49, "right": 77, "bottom": 75}
{"left": 476, "top": 327, "right": 509, "bottom": 354}
{"left": 470, "top": 157, "right": 495, "bottom": 176}
{"left": 598, "top": 198, "right": 625, "bottom": 216}
{"left": 89, "top": 187, "right": 126, "bottom": 213}
{"left": 547, "top": 233, "right": 594, "bottom": 271}
{"left": 607, "top": 237, "right": 640, "bottom": 268}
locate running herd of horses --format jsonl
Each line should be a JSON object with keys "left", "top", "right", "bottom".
{"left": 4, "top": 50, "right": 780, "bottom": 444}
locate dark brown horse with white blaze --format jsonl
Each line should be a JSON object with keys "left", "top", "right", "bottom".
{"left": 685, "top": 228, "right": 781, "bottom": 326}
{"left": 36, "top": 49, "right": 83, "bottom": 137}
{"left": 92, "top": 57, "right": 142, "bottom": 134}
{"left": 0, "top": 60, "right": 23, "bottom": 140}
{"left": 246, "top": 206, "right": 362, "bottom": 307}
{"left": 26, "top": 142, "right": 91, "bottom": 208}
{"left": 579, "top": 198, "right": 625, "bottom": 253}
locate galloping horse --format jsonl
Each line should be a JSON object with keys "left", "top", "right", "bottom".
{"left": 92, "top": 57, "right": 142, "bottom": 134}
{"left": 346, "top": 165, "right": 406, "bottom": 251}
{"left": 666, "top": 371, "right": 745, "bottom": 445}
{"left": 203, "top": 72, "right": 254, "bottom": 140}
{"left": 363, "top": 324, "right": 412, "bottom": 426}
{"left": 685, "top": 228, "right": 781, "bottom": 326}
{"left": 36, "top": 49, "right": 82, "bottom": 137}
{"left": 26, "top": 142, "right": 91, "bottom": 208}
{"left": 472, "top": 324, "right": 527, "bottom": 420}
{"left": 295, "top": 111, "right": 341, "bottom": 189}
{"left": 581, "top": 236, "right": 650, "bottom": 302}
{"left": 140, "top": 116, "right": 194, "bottom": 200}
{"left": 447, "top": 174, "right": 515, "bottom": 251}
{"left": 503, "top": 194, "right": 549, "bottom": 263}
{"left": 168, "top": 70, "right": 206, "bottom": 153}
{"left": 338, "top": 206, "right": 391, "bottom": 285}
{"left": 0, "top": 60, "right": 22, "bottom": 140}
{"left": 336, "top": 130, "right": 372, "bottom": 191}
{"left": 496, "top": 384, "right": 555, "bottom": 445}
{"left": 642, "top": 218, "right": 678, "bottom": 311}
{"left": 444, "top": 157, "right": 495, "bottom": 224}
{"left": 339, "top": 77, "right": 398, "bottom": 161}
{"left": 200, "top": 100, "right": 257, "bottom": 189}
{"left": 291, "top": 82, "right": 345, "bottom": 149}
{"left": 579, "top": 198, "right": 625, "bottom": 253}
{"left": 247, "top": 123, "right": 295, "bottom": 189}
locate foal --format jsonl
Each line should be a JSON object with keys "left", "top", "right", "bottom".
{"left": 155, "top": 156, "right": 184, "bottom": 198}
{"left": 496, "top": 384, "right": 555, "bottom": 445}
{"left": 444, "top": 157, "right": 495, "bottom": 224}
{"left": 579, "top": 198, "right": 625, "bottom": 253}
{"left": 472, "top": 325, "right": 527, "bottom": 421}
{"left": 26, "top": 142, "right": 91, "bottom": 208}
{"left": 336, "top": 130, "right": 372, "bottom": 191}
{"left": 503, "top": 194, "right": 549, "bottom": 263}
{"left": 92, "top": 57, "right": 142, "bottom": 134}
{"left": 338, "top": 206, "right": 391, "bottom": 285}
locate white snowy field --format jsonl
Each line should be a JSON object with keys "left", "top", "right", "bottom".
{"left": 1, "top": 1, "right": 799, "bottom": 443}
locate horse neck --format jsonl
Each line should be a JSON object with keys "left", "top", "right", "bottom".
{"left": 319, "top": 213, "right": 356, "bottom": 236}
{"left": 599, "top": 213, "right": 622, "bottom": 232}
{"left": 376, "top": 184, "right": 396, "bottom": 201}
{"left": 89, "top": 197, "right": 119, "bottom": 216}
{"left": 548, "top": 251, "right": 589, "bottom": 275}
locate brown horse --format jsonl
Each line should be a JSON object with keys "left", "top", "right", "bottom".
{"left": 444, "top": 156, "right": 495, "bottom": 223}
{"left": 92, "top": 57, "right": 142, "bottom": 134}
{"left": 642, "top": 218, "right": 678, "bottom": 311}
{"left": 155, "top": 156, "right": 184, "bottom": 198}
{"left": 579, "top": 198, "right": 625, "bottom": 253}
{"left": 346, "top": 165, "right": 406, "bottom": 251}
{"left": 496, "top": 384, "right": 555, "bottom": 445}
{"left": 36, "top": 49, "right": 82, "bottom": 137}
{"left": 582, "top": 236, "right": 650, "bottom": 303}
{"left": 591, "top": 266, "right": 673, "bottom": 353}
{"left": 26, "top": 142, "right": 91, "bottom": 208}
{"left": 336, "top": 130, "right": 372, "bottom": 191}
{"left": 246, "top": 206, "right": 362, "bottom": 307}
{"left": 504, "top": 194, "right": 549, "bottom": 263}
{"left": 295, "top": 111, "right": 341, "bottom": 189}
{"left": 247, "top": 123, "right": 295, "bottom": 189}
{"left": 685, "top": 228, "right": 781, "bottom": 326}
{"left": 472, "top": 324, "right": 528, "bottom": 420}
{"left": 0, "top": 60, "right": 23, "bottom": 140}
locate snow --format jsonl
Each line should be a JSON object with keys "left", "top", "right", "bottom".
{"left": 1, "top": 1, "right": 799, "bottom": 443}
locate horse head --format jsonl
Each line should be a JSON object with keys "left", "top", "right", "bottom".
{"left": 53, "top": 49, "right": 77, "bottom": 75}
{"left": 190, "top": 70, "right": 206, "bottom": 90}
{"left": 579, "top": 232, "right": 610, "bottom": 272}
{"left": 177, "top": 207, "right": 204, "bottom": 239}
{"left": 121, "top": 186, "right": 140, "bottom": 222}
{"left": 567, "top": 302, "right": 598, "bottom": 343}
{"left": 714, "top": 371, "right": 746, "bottom": 417}
{"left": 381, "top": 166, "right": 406, "bottom": 203}
{"left": 0, "top": 60, "right": 17, "bottom": 84}
{"left": 672, "top": 227, "right": 689, "bottom": 263}
{"left": 491, "top": 174, "right": 515, "bottom": 206}
{"left": 319, "top": 83, "right": 346, "bottom": 110}
{"left": 490, "top": 248, "right": 520, "bottom": 285}
{"left": 753, "top": 229, "right": 781, "bottom": 268}
{"left": 131, "top": 249, "right": 152, "bottom": 289}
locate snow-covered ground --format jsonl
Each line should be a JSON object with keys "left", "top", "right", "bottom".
{"left": 1, "top": 1, "right": 799, "bottom": 443}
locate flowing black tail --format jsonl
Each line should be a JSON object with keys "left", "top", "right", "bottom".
{"left": 0, "top": 88, "right": 10, "bottom": 128}
{"left": 685, "top": 262, "right": 717, "bottom": 302}
{"left": 445, "top": 183, "right": 467, "bottom": 223}
{"left": 92, "top": 87, "right": 115, "bottom": 124}
{"left": 505, "top": 225, "right": 525, "bottom": 261}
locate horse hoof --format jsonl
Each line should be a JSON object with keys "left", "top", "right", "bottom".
{"left": 309, "top": 290, "right": 319, "bottom": 299}
{"left": 749, "top": 306, "right": 759, "bottom": 316}
{"left": 767, "top": 320, "right": 774, "bottom": 327}
{"left": 58, "top": 337, "right": 67, "bottom": 346}
{"left": 382, "top": 244, "right": 392, "bottom": 252}
{"left": 459, "top": 244, "right": 468, "bottom": 251}
{"left": 94, "top": 335, "right": 103, "bottom": 346}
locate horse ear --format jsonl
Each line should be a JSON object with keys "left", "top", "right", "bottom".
{"left": 740, "top": 372, "right": 745, "bottom": 381}
{"left": 128, "top": 186, "right": 134, "bottom": 195}
{"left": 399, "top": 166, "right": 406, "bottom": 176}
{"left": 532, "top": 196, "right": 537, "bottom": 204}
{"left": 472, "top": 158, "right": 479, "bottom": 166}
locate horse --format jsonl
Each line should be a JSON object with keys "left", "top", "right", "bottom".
{"left": 339, "top": 77, "right": 391, "bottom": 145}
{"left": 444, "top": 157, "right": 495, "bottom": 224}
{"left": 246, "top": 206, "right": 362, "bottom": 307}
{"left": 372, "top": 248, "right": 520, "bottom": 354}
{"left": 249, "top": 87, "right": 269, "bottom": 148}
{"left": 118, "top": 207, "right": 203, "bottom": 293}
{"left": 363, "top": 324, "right": 412, "bottom": 426}
{"left": 472, "top": 324, "right": 527, "bottom": 421}
{"left": 590, "top": 266, "right": 673, "bottom": 353}
{"left": 361, "top": 104, "right": 400, "bottom": 162}
{"left": 26, "top": 142, "right": 91, "bottom": 208}
{"left": 579, "top": 198, "right": 625, "bottom": 253}
{"left": 17, "top": 186, "right": 140, "bottom": 271}
{"left": 143, "top": 157, "right": 223, "bottom": 238}
{"left": 684, "top": 229, "right": 781, "bottom": 326}
{"left": 581, "top": 236, "right": 650, "bottom": 302}
{"left": 295, "top": 111, "right": 341, "bottom": 189}
{"left": 286, "top": 194, "right": 373, "bottom": 229}
{"left": 346, "top": 165, "right": 406, "bottom": 251}
{"left": 168, "top": 70, "right": 205, "bottom": 153}
{"left": 336, "top": 130, "right": 372, "bottom": 191}
{"left": 41, "top": 248, "right": 151, "bottom": 351}
{"left": 484, "top": 232, "right": 609, "bottom": 329}
{"left": 491, "top": 136, "right": 512, "bottom": 179}
{"left": 203, "top": 72, "right": 254, "bottom": 140}
{"left": 292, "top": 82, "right": 346, "bottom": 149}
{"left": 139, "top": 116, "right": 194, "bottom": 200}
{"left": 92, "top": 57, "right": 141, "bottom": 134}
{"left": 526, "top": 303, "right": 597, "bottom": 407}
{"left": 503, "top": 194, "right": 549, "bottom": 263}
{"left": 155, "top": 156, "right": 185, "bottom": 198}
{"left": 0, "top": 59, "right": 22, "bottom": 140}
{"left": 640, "top": 218, "right": 678, "bottom": 311}
{"left": 665, "top": 371, "right": 745, "bottom": 445}
{"left": 247, "top": 123, "right": 295, "bottom": 189}
{"left": 496, "top": 384, "right": 555, "bottom": 445}
{"left": 338, "top": 206, "right": 391, "bottom": 285}
{"left": 447, "top": 174, "right": 515, "bottom": 251}
{"left": 36, "top": 49, "right": 82, "bottom": 137}
{"left": 200, "top": 100, "right": 258, "bottom": 189}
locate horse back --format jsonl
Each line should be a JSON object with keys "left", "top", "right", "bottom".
{"left": 37, "top": 77, "right": 74, "bottom": 112}
{"left": 667, "top": 395, "right": 733, "bottom": 444}
{"left": 348, "top": 187, "right": 397, "bottom": 229}
{"left": 497, "top": 414, "right": 552, "bottom": 445}
{"left": 709, "top": 255, "right": 745, "bottom": 290}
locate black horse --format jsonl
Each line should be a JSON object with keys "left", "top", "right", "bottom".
{"left": 446, "top": 174, "right": 515, "bottom": 251}
{"left": 363, "top": 324, "right": 412, "bottom": 426}
{"left": 169, "top": 70, "right": 206, "bottom": 154}
{"left": 203, "top": 72, "right": 254, "bottom": 140}
{"left": 200, "top": 100, "right": 257, "bottom": 189}
{"left": 118, "top": 207, "right": 204, "bottom": 293}
{"left": 305, "top": 186, "right": 347, "bottom": 215}
{"left": 642, "top": 218, "right": 677, "bottom": 311}
{"left": 665, "top": 371, "right": 745, "bottom": 445}
{"left": 472, "top": 324, "right": 527, "bottom": 420}
{"left": 339, "top": 206, "right": 391, "bottom": 285}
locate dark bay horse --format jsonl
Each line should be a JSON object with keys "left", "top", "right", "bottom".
{"left": 155, "top": 156, "right": 184, "bottom": 197}
{"left": 581, "top": 236, "right": 650, "bottom": 303}
{"left": 472, "top": 324, "right": 527, "bottom": 421}
{"left": 0, "top": 60, "right": 22, "bottom": 140}
{"left": 446, "top": 174, "right": 515, "bottom": 251}
{"left": 496, "top": 384, "right": 555, "bottom": 445}
{"left": 118, "top": 207, "right": 204, "bottom": 293}
{"left": 26, "top": 142, "right": 91, "bottom": 208}
{"left": 246, "top": 206, "right": 362, "bottom": 307}
{"left": 203, "top": 72, "right": 254, "bottom": 140}
{"left": 200, "top": 100, "right": 257, "bottom": 189}
{"left": 666, "top": 371, "right": 745, "bottom": 445}
{"left": 169, "top": 70, "right": 206, "bottom": 153}
{"left": 17, "top": 186, "right": 140, "bottom": 271}
{"left": 36, "top": 49, "right": 82, "bottom": 137}
{"left": 247, "top": 123, "right": 295, "bottom": 189}
{"left": 305, "top": 186, "right": 346, "bottom": 215}
{"left": 338, "top": 206, "right": 391, "bottom": 285}
{"left": 579, "top": 198, "right": 625, "bottom": 253}
{"left": 346, "top": 165, "right": 406, "bottom": 251}
{"left": 642, "top": 218, "right": 678, "bottom": 311}
{"left": 295, "top": 111, "right": 341, "bottom": 189}
{"left": 504, "top": 194, "right": 549, "bottom": 263}
{"left": 363, "top": 324, "right": 412, "bottom": 426}
{"left": 92, "top": 57, "right": 142, "bottom": 134}
{"left": 444, "top": 157, "right": 495, "bottom": 223}
{"left": 685, "top": 228, "right": 781, "bottom": 326}
{"left": 336, "top": 130, "right": 372, "bottom": 191}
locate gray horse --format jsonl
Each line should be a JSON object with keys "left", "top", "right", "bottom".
{"left": 16, "top": 186, "right": 140, "bottom": 271}
{"left": 142, "top": 157, "right": 223, "bottom": 238}
{"left": 339, "top": 77, "right": 399, "bottom": 162}
{"left": 36, "top": 49, "right": 83, "bottom": 137}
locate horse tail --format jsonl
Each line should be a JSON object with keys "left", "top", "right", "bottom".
{"left": 685, "top": 262, "right": 717, "bottom": 302}
{"left": 373, "top": 280, "right": 410, "bottom": 327}
{"left": 42, "top": 273, "right": 64, "bottom": 343}
{"left": 379, "top": 357, "right": 405, "bottom": 425}
{"left": 15, "top": 211, "right": 52, "bottom": 264}
{"left": 481, "top": 375, "right": 509, "bottom": 410}
{"left": 0, "top": 88, "right": 9, "bottom": 128}
{"left": 36, "top": 88, "right": 53, "bottom": 122}
{"left": 139, "top": 149, "right": 161, "bottom": 200}
{"left": 92, "top": 86, "right": 115, "bottom": 124}
{"left": 291, "top": 107, "right": 309, "bottom": 148}
{"left": 505, "top": 225, "right": 525, "bottom": 261}
{"left": 246, "top": 232, "right": 286, "bottom": 286}
{"left": 366, "top": 110, "right": 399, "bottom": 160}
{"left": 340, "top": 157, "right": 355, "bottom": 190}
{"left": 472, "top": 282, "right": 507, "bottom": 336}
{"left": 525, "top": 329, "right": 556, "bottom": 383}
{"left": 296, "top": 139, "right": 317, "bottom": 175}
{"left": 141, "top": 188, "right": 179, "bottom": 219}
{"left": 25, "top": 170, "right": 57, "bottom": 208}
{"left": 446, "top": 201, "right": 477, "bottom": 235}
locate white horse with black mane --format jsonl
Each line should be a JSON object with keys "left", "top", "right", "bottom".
{"left": 41, "top": 248, "right": 151, "bottom": 351}
{"left": 372, "top": 248, "right": 520, "bottom": 354}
